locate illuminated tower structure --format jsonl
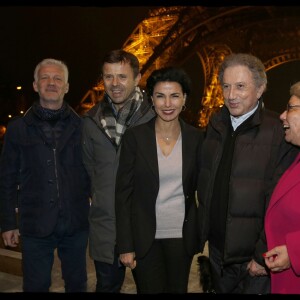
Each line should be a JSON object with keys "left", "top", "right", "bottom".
{"left": 78, "top": 6, "right": 300, "bottom": 127}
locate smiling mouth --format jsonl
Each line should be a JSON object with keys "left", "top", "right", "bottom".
{"left": 162, "top": 109, "right": 175, "bottom": 114}
{"left": 111, "top": 90, "right": 122, "bottom": 96}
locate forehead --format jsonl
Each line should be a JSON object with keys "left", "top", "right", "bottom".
{"left": 153, "top": 81, "right": 182, "bottom": 93}
{"left": 223, "top": 65, "right": 253, "bottom": 83}
{"left": 290, "top": 95, "right": 300, "bottom": 103}
{"left": 39, "top": 65, "right": 64, "bottom": 75}
{"left": 102, "top": 61, "right": 133, "bottom": 75}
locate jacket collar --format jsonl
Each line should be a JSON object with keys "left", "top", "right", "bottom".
{"left": 211, "top": 98, "right": 264, "bottom": 132}
{"left": 22, "top": 103, "right": 80, "bottom": 128}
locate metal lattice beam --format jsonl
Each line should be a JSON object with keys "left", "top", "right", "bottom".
{"left": 78, "top": 6, "right": 300, "bottom": 127}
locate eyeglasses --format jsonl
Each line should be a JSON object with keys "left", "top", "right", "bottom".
{"left": 286, "top": 104, "right": 300, "bottom": 112}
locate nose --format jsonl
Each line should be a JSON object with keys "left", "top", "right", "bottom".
{"left": 280, "top": 110, "right": 287, "bottom": 121}
{"left": 112, "top": 76, "right": 119, "bottom": 86}
{"left": 47, "top": 77, "right": 55, "bottom": 85}
{"left": 227, "top": 86, "right": 236, "bottom": 100}
{"left": 164, "top": 97, "right": 172, "bottom": 107}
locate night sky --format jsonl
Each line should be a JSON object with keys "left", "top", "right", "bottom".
{"left": 0, "top": 6, "right": 152, "bottom": 109}
{"left": 0, "top": 5, "right": 300, "bottom": 122}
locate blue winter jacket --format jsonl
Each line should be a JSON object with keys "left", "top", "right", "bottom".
{"left": 0, "top": 104, "right": 90, "bottom": 237}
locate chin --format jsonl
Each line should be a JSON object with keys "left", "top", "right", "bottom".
{"left": 285, "top": 138, "right": 293, "bottom": 145}
{"left": 228, "top": 108, "right": 242, "bottom": 117}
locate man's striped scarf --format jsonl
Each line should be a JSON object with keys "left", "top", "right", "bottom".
{"left": 99, "top": 86, "right": 143, "bottom": 146}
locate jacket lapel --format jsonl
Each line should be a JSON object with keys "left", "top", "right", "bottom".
{"left": 140, "top": 118, "right": 159, "bottom": 181}
{"left": 268, "top": 152, "right": 300, "bottom": 210}
{"left": 181, "top": 120, "right": 195, "bottom": 185}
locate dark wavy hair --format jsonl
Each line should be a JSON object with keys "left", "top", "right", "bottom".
{"left": 146, "top": 66, "right": 191, "bottom": 98}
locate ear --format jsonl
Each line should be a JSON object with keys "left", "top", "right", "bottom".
{"left": 256, "top": 85, "right": 265, "bottom": 99}
{"left": 134, "top": 73, "right": 141, "bottom": 86}
{"left": 65, "top": 83, "right": 69, "bottom": 94}
{"left": 33, "top": 81, "right": 38, "bottom": 92}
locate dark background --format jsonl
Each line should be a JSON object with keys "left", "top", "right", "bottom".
{"left": 0, "top": 6, "right": 151, "bottom": 108}
{"left": 0, "top": 5, "right": 300, "bottom": 125}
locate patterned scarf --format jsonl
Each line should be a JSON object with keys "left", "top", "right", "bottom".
{"left": 32, "top": 101, "right": 67, "bottom": 121}
{"left": 99, "top": 86, "right": 143, "bottom": 146}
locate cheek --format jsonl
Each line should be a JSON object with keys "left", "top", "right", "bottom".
{"left": 103, "top": 80, "right": 110, "bottom": 88}
{"left": 240, "top": 90, "right": 251, "bottom": 100}
{"left": 178, "top": 98, "right": 185, "bottom": 106}
{"left": 153, "top": 98, "right": 163, "bottom": 107}
{"left": 290, "top": 117, "right": 300, "bottom": 135}
{"left": 222, "top": 89, "right": 229, "bottom": 98}
{"left": 293, "top": 121, "right": 300, "bottom": 133}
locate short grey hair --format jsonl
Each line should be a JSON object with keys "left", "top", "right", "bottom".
{"left": 34, "top": 58, "right": 69, "bottom": 82}
{"left": 290, "top": 81, "right": 300, "bottom": 98}
{"left": 219, "top": 53, "right": 267, "bottom": 91}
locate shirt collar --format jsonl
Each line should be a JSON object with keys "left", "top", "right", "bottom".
{"left": 230, "top": 101, "right": 259, "bottom": 131}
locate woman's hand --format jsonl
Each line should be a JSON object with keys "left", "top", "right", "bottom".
{"left": 120, "top": 252, "right": 137, "bottom": 269}
{"left": 263, "top": 245, "right": 291, "bottom": 272}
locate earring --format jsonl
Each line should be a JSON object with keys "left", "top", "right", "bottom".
{"left": 182, "top": 105, "right": 186, "bottom": 111}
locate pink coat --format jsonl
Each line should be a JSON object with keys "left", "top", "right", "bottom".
{"left": 265, "top": 152, "right": 300, "bottom": 294}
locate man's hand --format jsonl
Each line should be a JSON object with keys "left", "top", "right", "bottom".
{"left": 247, "top": 259, "right": 268, "bottom": 277}
{"left": 2, "top": 229, "right": 20, "bottom": 247}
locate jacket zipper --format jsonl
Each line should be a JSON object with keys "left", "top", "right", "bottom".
{"left": 53, "top": 148, "right": 60, "bottom": 208}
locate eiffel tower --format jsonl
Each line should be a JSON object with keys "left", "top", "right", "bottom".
{"left": 78, "top": 6, "right": 300, "bottom": 127}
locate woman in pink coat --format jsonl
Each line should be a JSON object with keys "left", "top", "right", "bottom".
{"left": 264, "top": 81, "right": 300, "bottom": 294}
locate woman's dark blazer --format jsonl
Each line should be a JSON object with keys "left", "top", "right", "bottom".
{"left": 115, "top": 117, "right": 203, "bottom": 259}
